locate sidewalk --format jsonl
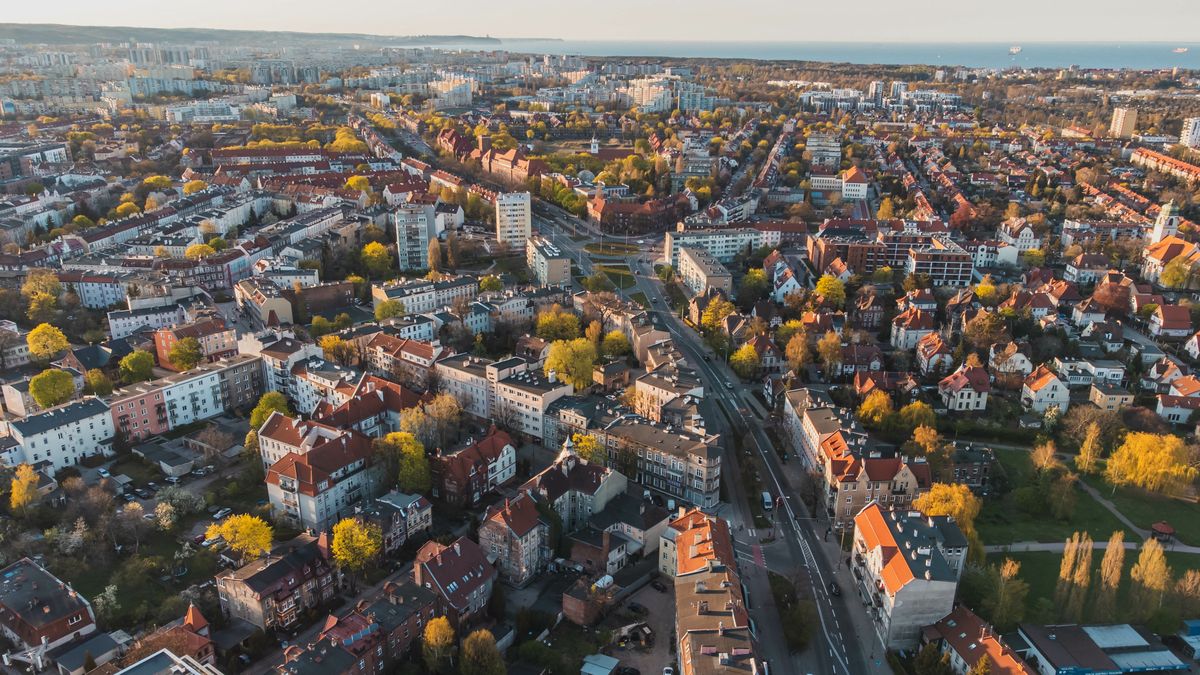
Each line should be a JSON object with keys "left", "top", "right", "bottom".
{"left": 985, "top": 540, "right": 1200, "bottom": 554}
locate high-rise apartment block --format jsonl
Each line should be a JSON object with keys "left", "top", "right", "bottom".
{"left": 495, "top": 192, "right": 532, "bottom": 249}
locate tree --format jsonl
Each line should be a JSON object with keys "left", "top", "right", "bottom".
{"left": 729, "top": 343, "right": 761, "bottom": 379}
{"left": 785, "top": 332, "right": 810, "bottom": 372}
{"left": 1054, "top": 532, "right": 1081, "bottom": 610}
{"left": 858, "top": 390, "right": 893, "bottom": 426}
{"left": 1076, "top": 422, "right": 1102, "bottom": 474}
{"left": 169, "top": 337, "right": 203, "bottom": 371}
{"left": 1130, "top": 537, "right": 1172, "bottom": 621}
{"left": 1031, "top": 441, "right": 1061, "bottom": 474}
{"left": 206, "top": 514, "right": 273, "bottom": 559}
{"left": 974, "top": 276, "right": 998, "bottom": 306}
{"left": 379, "top": 432, "right": 430, "bottom": 493}
{"left": 700, "top": 297, "right": 737, "bottom": 331}
{"left": 428, "top": 238, "right": 444, "bottom": 273}
{"left": 423, "top": 616, "right": 456, "bottom": 674}
{"left": 967, "top": 656, "right": 992, "bottom": 675}
{"left": 963, "top": 311, "right": 1010, "bottom": 350}
{"left": 114, "top": 202, "right": 140, "bottom": 218}
{"left": 815, "top": 274, "right": 846, "bottom": 308}
{"left": 118, "top": 502, "right": 152, "bottom": 551}
{"left": 1094, "top": 531, "right": 1126, "bottom": 622}
{"left": 536, "top": 306, "right": 581, "bottom": 341}
{"left": 310, "top": 315, "right": 333, "bottom": 338}
{"left": 657, "top": 264, "right": 675, "bottom": 283}
{"left": 142, "top": 175, "right": 172, "bottom": 191}
{"left": 9, "top": 464, "right": 38, "bottom": 513}
{"left": 571, "top": 433, "right": 607, "bottom": 466}
{"left": 916, "top": 483, "right": 983, "bottom": 558}
{"left": 331, "top": 518, "right": 382, "bottom": 588}
{"left": 585, "top": 320, "right": 603, "bottom": 347}
{"left": 118, "top": 349, "right": 155, "bottom": 384}
{"left": 480, "top": 275, "right": 503, "bottom": 292}
{"left": 345, "top": 175, "right": 370, "bottom": 192}
{"left": 460, "top": 629, "right": 505, "bottom": 675}
{"left": 375, "top": 299, "right": 406, "bottom": 321}
{"left": 1105, "top": 432, "right": 1198, "bottom": 495}
{"left": 1066, "top": 533, "right": 1093, "bottom": 622}
{"left": 250, "top": 391, "right": 292, "bottom": 429}
{"left": 426, "top": 393, "right": 462, "bottom": 449}
{"left": 1048, "top": 472, "right": 1078, "bottom": 520}
{"left": 400, "top": 407, "right": 436, "bottom": 449}
{"left": 27, "top": 323, "right": 68, "bottom": 362}
{"left": 1160, "top": 257, "right": 1193, "bottom": 289}
{"left": 601, "top": 330, "right": 631, "bottom": 357}
{"left": 320, "top": 335, "right": 355, "bottom": 366}
{"left": 21, "top": 268, "right": 61, "bottom": 301}
{"left": 84, "top": 369, "right": 113, "bottom": 396}
{"left": 983, "top": 558, "right": 1028, "bottom": 631}
{"left": 184, "top": 243, "right": 216, "bottom": 260}
{"left": 361, "top": 241, "right": 392, "bottom": 278}
{"left": 739, "top": 268, "right": 768, "bottom": 305}
{"left": 544, "top": 338, "right": 597, "bottom": 389}
{"left": 29, "top": 369, "right": 75, "bottom": 409}
{"left": 817, "top": 330, "right": 842, "bottom": 374}
{"left": 898, "top": 401, "right": 935, "bottom": 431}
{"left": 876, "top": 197, "right": 896, "bottom": 220}
{"left": 155, "top": 501, "right": 178, "bottom": 530}
{"left": 182, "top": 179, "right": 207, "bottom": 195}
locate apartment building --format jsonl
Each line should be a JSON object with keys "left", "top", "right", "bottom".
{"left": 434, "top": 354, "right": 527, "bottom": 421}
{"left": 233, "top": 277, "right": 293, "bottom": 328}
{"left": 360, "top": 491, "right": 433, "bottom": 555}
{"left": 216, "top": 535, "right": 339, "bottom": 631}
{"left": 1182, "top": 117, "right": 1200, "bottom": 149}
{"left": 0, "top": 398, "right": 114, "bottom": 471}
{"left": 493, "top": 369, "right": 573, "bottom": 442}
{"left": 371, "top": 275, "right": 479, "bottom": 315}
{"left": 265, "top": 423, "right": 378, "bottom": 533}
{"left": 526, "top": 235, "right": 571, "bottom": 288}
{"left": 1109, "top": 107, "right": 1137, "bottom": 139}
{"left": 662, "top": 227, "right": 763, "bottom": 267}
{"left": 851, "top": 503, "right": 965, "bottom": 649}
{"left": 478, "top": 492, "right": 548, "bottom": 587}
{"left": 238, "top": 331, "right": 322, "bottom": 401}
{"left": 413, "top": 537, "right": 496, "bottom": 628}
{"left": 0, "top": 558, "right": 97, "bottom": 651}
{"left": 153, "top": 316, "right": 237, "bottom": 371}
{"left": 600, "top": 418, "right": 721, "bottom": 509}
{"left": 677, "top": 245, "right": 732, "bottom": 296}
{"left": 495, "top": 192, "right": 531, "bottom": 249}
{"left": 904, "top": 237, "right": 974, "bottom": 286}
{"left": 430, "top": 428, "right": 517, "bottom": 507}
{"left": 393, "top": 205, "right": 430, "bottom": 271}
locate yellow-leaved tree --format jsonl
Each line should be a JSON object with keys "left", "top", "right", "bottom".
{"left": 422, "top": 616, "right": 456, "bottom": 673}
{"left": 9, "top": 464, "right": 39, "bottom": 513}
{"left": 206, "top": 514, "right": 273, "bottom": 559}
{"left": 1105, "top": 432, "right": 1198, "bottom": 495}
{"left": 915, "top": 483, "right": 983, "bottom": 561}
{"left": 331, "top": 517, "right": 382, "bottom": 590}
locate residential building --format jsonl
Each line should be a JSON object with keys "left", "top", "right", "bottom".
{"left": 360, "top": 491, "right": 433, "bottom": 555}
{"left": 393, "top": 205, "right": 431, "bottom": 271}
{"left": 233, "top": 277, "right": 293, "bottom": 328}
{"left": 0, "top": 398, "right": 114, "bottom": 471}
{"left": 522, "top": 439, "right": 628, "bottom": 532}
{"left": 1109, "top": 107, "right": 1137, "bottom": 139}
{"left": 891, "top": 307, "right": 936, "bottom": 350}
{"left": 925, "top": 606, "right": 1033, "bottom": 675}
{"left": 600, "top": 418, "right": 721, "bottom": 509}
{"left": 850, "top": 503, "right": 965, "bottom": 650}
{"left": 677, "top": 245, "right": 732, "bottom": 296}
{"left": 1090, "top": 383, "right": 1134, "bottom": 411}
{"left": 1150, "top": 304, "right": 1193, "bottom": 339}
{"left": 413, "top": 537, "right": 496, "bottom": 628}
{"left": 215, "top": 535, "right": 339, "bottom": 630}
{"left": 430, "top": 428, "right": 517, "bottom": 507}
{"left": 238, "top": 331, "right": 322, "bottom": 401}
{"left": 494, "top": 192, "right": 531, "bottom": 249}
{"left": 526, "top": 235, "right": 571, "bottom": 288}
{"left": 0, "top": 558, "right": 96, "bottom": 652}
{"left": 1021, "top": 365, "right": 1070, "bottom": 414}
{"left": 662, "top": 227, "right": 762, "bottom": 267}
{"left": 938, "top": 364, "right": 990, "bottom": 411}
{"left": 493, "top": 368, "right": 574, "bottom": 442}
{"left": 153, "top": 316, "right": 237, "bottom": 371}
{"left": 1182, "top": 117, "right": 1200, "bottom": 150}
{"left": 478, "top": 492, "right": 548, "bottom": 587}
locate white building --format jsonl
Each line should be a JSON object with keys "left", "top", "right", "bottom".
{"left": 494, "top": 369, "right": 573, "bottom": 442}
{"left": 393, "top": 205, "right": 430, "bottom": 271}
{"left": 662, "top": 227, "right": 763, "bottom": 267}
{"left": 1182, "top": 117, "right": 1200, "bottom": 150}
{"left": 0, "top": 398, "right": 114, "bottom": 471}
{"left": 495, "top": 192, "right": 531, "bottom": 249}
{"left": 161, "top": 368, "right": 223, "bottom": 428}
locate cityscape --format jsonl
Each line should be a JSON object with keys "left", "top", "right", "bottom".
{"left": 0, "top": 11, "right": 1199, "bottom": 675}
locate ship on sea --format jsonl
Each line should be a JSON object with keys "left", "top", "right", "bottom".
{"left": 1009, "top": 45, "right": 1022, "bottom": 55}
{"left": 1173, "top": 47, "right": 1189, "bottom": 54}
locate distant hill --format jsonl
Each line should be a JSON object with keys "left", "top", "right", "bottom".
{"left": 0, "top": 23, "right": 502, "bottom": 47}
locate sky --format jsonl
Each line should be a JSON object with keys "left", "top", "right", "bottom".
{"left": 5, "top": 0, "right": 1200, "bottom": 43}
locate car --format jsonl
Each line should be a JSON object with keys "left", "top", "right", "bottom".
{"left": 725, "top": 382, "right": 734, "bottom": 390}
{"left": 133, "top": 488, "right": 152, "bottom": 499}
{"left": 628, "top": 602, "right": 648, "bottom": 615}
{"left": 122, "top": 493, "right": 136, "bottom": 503}
{"left": 663, "top": 668, "right": 675, "bottom": 675}
{"left": 97, "top": 468, "right": 111, "bottom": 478}
{"left": 212, "top": 508, "right": 233, "bottom": 521}
{"left": 165, "top": 476, "right": 181, "bottom": 485}
{"left": 703, "top": 355, "right": 711, "bottom": 361}
{"left": 192, "top": 468, "right": 209, "bottom": 477}
{"left": 192, "top": 533, "right": 206, "bottom": 545}
{"left": 147, "top": 481, "right": 160, "bottom": 490}
{"left": 651, "top": 580, "right": 668, "bottom": 593}
{"left": 142, "top": 513, "right": 155, "bottom": 521}
{"left": 828, "top": 581, "right": 841, "bottom": 597}
{"left": 638, "top": 240, "right": 646, "bottom": 244}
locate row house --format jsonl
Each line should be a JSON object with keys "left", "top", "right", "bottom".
{"left": 216, "top": 535, "right": 339, "bottom": 631}
{"left": 429, "top": 428, "right": 517, "bottom": 507}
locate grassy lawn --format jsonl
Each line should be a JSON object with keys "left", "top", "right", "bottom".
{"left": 977, "top": 449, "right": 1135, "bottom": 545}
{"left": 985, "top": 548, "right": 1200, "bottom": 624}
{"left": 109, "top": 455, "right": 160, "bottom": 484}
{"left": 545, "top": 622, "right": 612, "bottom": 673}
{"left": 629, "top": 291, "right": 649, "bottom": 308}
{"left": 595, "top": 263, "right": 636, "bottom": 289}
{"left": 663, "top": 281, "right": 687, "bottom": 312}
{"left": 1081, "top": 475, "right": 1200, "bottom": 546}
{"left": 584, "top": 242, "right": 640, "bottom": 255}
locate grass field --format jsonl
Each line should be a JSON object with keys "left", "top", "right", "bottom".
{"left": 977, "top": 449, "right": 1135, "bottom": 545}
{"left": 1081, "top": 475, "right": 1200, "bottom": 546}
{"left": 629, "top": 291, "right": 649, "bottom": 308}
{"left": 595, "top": 263, "right": 637, "bottom": 289}
{"left": 584, "top": 241, "right": 641, "bottom": 256}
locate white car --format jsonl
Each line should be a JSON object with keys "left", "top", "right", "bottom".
{"left": 97, "top": 468, "right": 111, "bottom": 478}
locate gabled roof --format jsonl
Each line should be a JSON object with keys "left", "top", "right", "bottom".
{"left": 414, "top": 537, "right": 495, "bottom": 612}
{"left": 1024, "top": 365, "right": 1061, "bottom": 393}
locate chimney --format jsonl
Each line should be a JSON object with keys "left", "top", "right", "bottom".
{"left": 718, "top": 621, "right": 725, "bottom": 635}
{"left": 698, "top": 600, "right": 709, "bottom": 615}
{"left": 547, "top": 369, "right": 557, "bottom": 383}
{"left": 453, "top": 542, "right": 461, "bottom": 557}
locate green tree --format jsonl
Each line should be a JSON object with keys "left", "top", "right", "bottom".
{"left": 729, "top": 343, "right": 761, "bottom": 379}
{"left": 544, "top": 338, "right": 597, "bottom": 389}
{"left": 913, "top": 642, "right": 953, "bottom": 675}
{"left": 29, "top": 369, "right": 75, "bottom": 409}
{"left": 26, "top": 323, "right": 68, "bottom": 362}
{"left": 250, "top": 391, "right": 293, "bottom": 429}
{"left": 310, "top": 315, "right": 333, "bottom": 337}
{"left": 815, "top": 274, "right": 846, "bottom": 308}
{"left": 83, "top": 368, "right": 113, "bottom": 396}
{"left": 657, "top": 264, "right": 675, "bottom": 283}
{"left": 118, "top": 349, "right": 155, "bottom": 384}
{"left": 375, "top": 299, "right": 406, "bottom": 321}
{"left": 739, "top": 268, "right": 768, "bottom": 305}
{"left": 169, "top": 337, "right": 203, "bottom": 371}
{"left": 983, "top": 558, "right": 1028, "bottom": 631}
{"left": 380, "top": 432, "right": 430, "bottom": 493}
{"left": 898, "top": 401, "right": 936, "bottom": 431}
{"left": 460, "top": 629, "right": 505, "bottom": 675}
{"left": 361, "top": 241, "right": 392, "bottom": 278}
{"left": 480, "top": 275, "right": 503, "bottom": 292}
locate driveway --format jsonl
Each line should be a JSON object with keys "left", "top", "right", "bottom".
{"left": 604, "top": 583, "right": 675, "bottom": 674}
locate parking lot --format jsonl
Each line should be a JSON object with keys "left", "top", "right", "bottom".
{"left": 604, "top": 581, "right": 676, "bottom": 674}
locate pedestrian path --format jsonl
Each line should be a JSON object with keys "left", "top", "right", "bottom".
{"left": 984, "top": 539, "right": 1200, "bottom": 554}
{"left": 1076, "top": 479, "right": 1150, "bottom": 539}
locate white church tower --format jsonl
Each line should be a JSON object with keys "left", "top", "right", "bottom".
{"left": 1151, "top": 200, "right": 1181, "bottom": 244}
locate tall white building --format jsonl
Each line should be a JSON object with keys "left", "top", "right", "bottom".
{"left": 495, "top": 192, "right": 532, "bottom": 249}
{"left": 1182, "top": 117, "right": 1200, "bottom": 149}
{"left": 393, "top": 206, "right": 431, "bottom": 270}
{"left": 1109, "top": 107, "right": 1137, "bottom": 139}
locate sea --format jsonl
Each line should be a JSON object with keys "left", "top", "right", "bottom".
{"left": 461, "top": 40, "right": 1200, "bottom": 70}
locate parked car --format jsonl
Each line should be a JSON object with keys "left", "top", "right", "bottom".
{"left": 212, "top": 508, "right": 233, "bottom": 521}
{"left": 663, "top": 668, "right": 675, "bottom": 675}
{"left": 97, "top": 468, "right": 111, "bottom": 478}
{"left": 122, "top": 493, "right": 136, "bottom": 503}
{"left": 147, "top": 482, "right": 160, "bottom": 491}
{"left": 133, "top": 488, "right": 151, "bottom": 500}
{"left": 651, "top": 580, "right": 668, "bottom": 593}
{"left": 165, "top": 476, "right": 181, "bottom": 485}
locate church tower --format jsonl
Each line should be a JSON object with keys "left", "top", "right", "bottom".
{"left": 1151, "top": 200, "right": 1181, "bottom": 244}
{"left": 589, "top": 135, "right": 600, "bottom": 155}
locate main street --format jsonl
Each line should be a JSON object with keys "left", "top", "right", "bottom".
{"left": 535, "top": 208, "right": 872, "bottom": 674}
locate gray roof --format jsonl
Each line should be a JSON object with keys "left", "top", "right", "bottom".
{"left": 0, "top": 558, "right": 93, "bottom": 631}
{"left": 9, "top": 397, "right": 110, "bottom": 437}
